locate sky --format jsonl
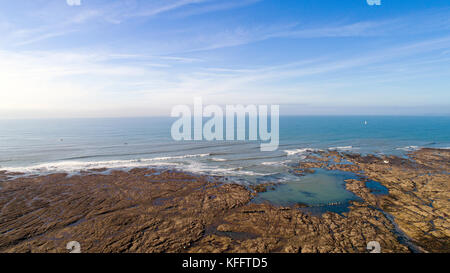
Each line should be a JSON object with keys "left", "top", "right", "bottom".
{"left": 0, "top": 0, "right": 449, "bottom": 118}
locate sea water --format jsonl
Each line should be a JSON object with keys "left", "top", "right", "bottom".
{"left": 1, "top": 116, "right": 449, "bottom": 208}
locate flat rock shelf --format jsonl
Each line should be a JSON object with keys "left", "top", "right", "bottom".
{"left": 0, "top": 148, "right": 448, "bottom": 253}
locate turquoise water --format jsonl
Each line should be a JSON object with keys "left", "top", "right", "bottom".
{"left": 0, "top": 116, "right": 448, "bottom": 207}
{"left": 254, "top": 169, "right": 360, "bottom": 206}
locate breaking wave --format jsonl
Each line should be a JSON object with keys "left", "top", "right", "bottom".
{"left": 396, "top": 146, "right": 420, "bottom": 151}
{"left": 328, "top": 146, "right": 356, "bottom": 151}
{"left": 1, "top": 153, "right": 210, "bottom": 174}
{"left": 210, "top": 158, "right": 227, "bottom": 162}
{"left": 284, "top": 148, "right": 321, "bottom": 156}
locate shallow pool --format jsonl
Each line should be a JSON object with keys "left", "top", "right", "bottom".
{"left": 253, "top": 168, "right": 362, "bottom": 213}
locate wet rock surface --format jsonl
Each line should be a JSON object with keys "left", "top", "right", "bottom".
{"left": 301, "top": 148, "right": 450, "bottom": 252}
{"left": 0, "top": 149, "right": 448, "bottom": 253}
{"left": 249, "top": 183, "right": 277, "bottom": 193}
{"left": 0, "top": 170, "right": 252, "bottom": 253}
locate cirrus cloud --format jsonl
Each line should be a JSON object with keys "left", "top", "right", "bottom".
{"left": 66, "top": 0, "right": 81, "bottom": 6}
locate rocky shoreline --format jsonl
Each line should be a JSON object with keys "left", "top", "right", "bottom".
{"left": 0, "top": 149, "right": 448, "bottom": 253}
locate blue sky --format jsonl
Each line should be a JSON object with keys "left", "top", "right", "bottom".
{"left": 0, "top": 0, "right": 449, "bottom": 118}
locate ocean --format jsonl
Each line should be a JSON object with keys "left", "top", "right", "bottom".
{"left": 1, "top": 116, "right": 449, "bottom": 209}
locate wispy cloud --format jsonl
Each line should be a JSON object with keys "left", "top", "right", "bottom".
{"left": 272, "top": 21, "right": 389, "bottom": 39}
{"left": 171, "top": 9, "right": 450, "bottom": 53}
{"left": 1, "top": 0, "right": 263, "bottom": 47}
{"left": 131, "top": 0, "right": 210, "bottom": 17}
{"left": 2, "top": 31, "right": 450, "bottom": 118}
{"left": 14, "top": 30, "right": 77, "bottom": 46}
{"left": 166, "top": 19, "right": 400, "bottom": 53}
{"left": 171, "top": 0, "right": 262, "bottom": 18}
{"left": 1, "top": 2, "right": 450, "bottom": 117}
{"left": 82, "top": 0, "right": 240, "bottom": 24}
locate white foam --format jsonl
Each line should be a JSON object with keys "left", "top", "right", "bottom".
{"left": 284, "top": 148, "right": 320, "bottom": 156}
{"left": 210, "top": 158, "right": 227, "bottom": 162}
{"left": 0, "top": 152, "right": 281, "bottom": 179}
{"left": 1, "top": 153, "right": 210, "bottom": 174}
{"left": 182, "top": 161, "right": 273, "bottom": 177}
{"left": 328, "top": 146, "right": 355, "bottom": 151}
{"left": 151, "top": 153, "right": 210, "bottom": 161}
{"left": 396, "top": 146, "right": 420, "bottom": 151}
{"left": 261, "top": 161, "right": 282, "bottom": 166}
